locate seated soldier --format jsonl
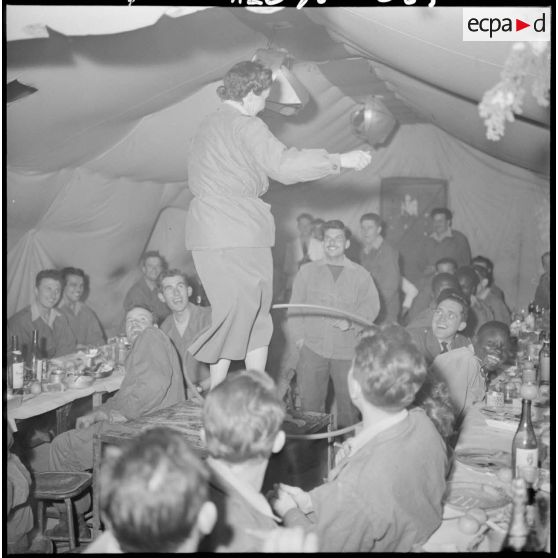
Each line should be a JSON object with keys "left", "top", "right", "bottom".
{"left": 123, "top": 250, "right": 171, "bottom": 325}
{"left": 533, "top": 251, "right": 550, "bottom": 310}
{"left": 85, "top": 428, "right": 217, "bottom": 553}
{"left": 85, "top": 427, "right": 317, "bottom": 554}
{"left": 474, "top": 265, "right": 511, "bottom": 325}
{"left": 270, "top": 326, "right": 448, "bottom": 552}
{"left": 8, "top": 269, "right": 76, "bottom": 359}
{"left": 45, "top": 305, "right": 185, "bottom": 536}
{"left": 406, "top": 272, "right": 461, "bottom": 329}
{"left": 456, "top": 266, "right": 495, "bottom": 337}
{"left": 405, "top": 257, "right": 458, "bottom": 324}
{"left": 200, "top": 369, "right": 286, "bottom": 552}
{"left": 472, "top": 255, "right": 506, "bottom": 303}
{"left": 432, "top": 321, "right": 510, "bottom": 422}
{"left": 408, "top": 289, "right": 471, "bottom": 366}
{"left": 58, "top": 267, "right": 106, "bottom": 349}
{"left": 158, "top": 269, "right": 211, "bottom": 396}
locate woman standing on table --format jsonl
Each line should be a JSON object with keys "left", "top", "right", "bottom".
{"left": 185, "top": 61, "right": 372, "bottom": 389}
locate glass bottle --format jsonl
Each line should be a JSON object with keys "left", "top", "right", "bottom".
{"left": 10, "top": 335, "right": 25, "bottom": 392}
{"left": 524, "top": 302, "right": 536, "bottom": 332}
{"left": 538, "top": 340, "right": 550, "bottom": 385}
{"left": 30, "top": 329, "right": 44, "bottom": 382}
{"left": 511, "top": 399, "right": 538, "bottom": 478}
{"left": 500, "top": 478, "right": 529, "bottom": 552}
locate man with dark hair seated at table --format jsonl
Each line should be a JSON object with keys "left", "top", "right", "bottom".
{"left": 8, "top": 269, "right": 76, "bottom": 359}
{"left": 269, "top": 325, "right": 447, "bottom": 552}
{"left": 406, "top": 257, "right": 458, "bottom": 325}
{"left": 471, "top": 255, "right": 506, "bottom": 303}
{"left": 200, "top": 369, "right": 286, "bottom": 552}
{"left": 123, "top": 250, "right": 171, "bottom": 325}
{"left": 406, "top": 272, "right": 462, "bottom": 329}
{"left": 408, "top": 289, "right": 471, "bottom": 367}
{"left": 84, "top": 427, "right": 217, "bottom": 553}
{"left": 58, "top": 267, "right": 106, "bottom": 349}
{"left": 432, "top": 321, "right": 510, "bottom": 422}
{"left": 45, "top": 305, "right": 185, "bottom": 538}
{"left": 474, "top": 265, "right": 511, "bottom": 325}
{"left": 158, "top": 269, "right": 211, "bottom": 397}
{"left": 456, "top": 265, "right": 494, "bottom": 337}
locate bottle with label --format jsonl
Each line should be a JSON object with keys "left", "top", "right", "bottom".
{"left": 486, "top": 380, "right": 504, "bottom": 408}
{"left": 511, "top": 398, "right": 538, "bottom": 478}
{"left": 538, "top": 340, "right": 550, "bottom": 385}
{"left": 30, "top": 329, "right": 44, "bottom": 383}
{"left": 10, "top": 335, "right": 25, "bottom": 392}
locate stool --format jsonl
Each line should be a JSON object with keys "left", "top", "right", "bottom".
{"left": 34, "top": 472, "right": 92, "bottom": 551}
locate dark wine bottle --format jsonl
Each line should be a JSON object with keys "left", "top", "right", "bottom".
{"left": 10, "top": 335, "right": 25, "bottom": 393}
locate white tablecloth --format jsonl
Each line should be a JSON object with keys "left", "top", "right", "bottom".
{"left": 7, "top": 367, "right": 125, "bottom": 431}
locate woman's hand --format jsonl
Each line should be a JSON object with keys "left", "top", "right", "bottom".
{"left": 340, "top": 150, "right": 372, "bottom": 171}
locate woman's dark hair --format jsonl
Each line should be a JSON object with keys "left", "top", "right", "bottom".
{"left": 217, "top": 61, "right": 273, "bottom": 102}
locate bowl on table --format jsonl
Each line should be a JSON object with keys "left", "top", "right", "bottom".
{"left": 63, "top": 374, "right": 94, "bottom": 390}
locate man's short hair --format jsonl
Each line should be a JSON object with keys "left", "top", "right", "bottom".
{"left": 61, "top": 267, "right": 85, "bottom": 282}
{"left": 158, "top": 269, "right": 190, "bottom": 291}
{"left": 431, "top": 273, "right": 460, "bottom": 296}
{"left": 471, "top": 255, "right": 494, "bottom": 273}
{"left": 477, "top": 320, "right": 510, "bottom": 341}
{"left": 352, "top": 325, "right": 427, "bottom": 412}
{"left": 435, "top": 288, "right": 469, "bottom": 322}
{"left": 126, "top": 304, "right": 154, "bottom": 320}
{"left": 435, "top": 257, "right": 458, "bottom": 271}
{"left": 203, "top": 370, "right": 285, "bottom": 463}
{"left": 312, "top": 218, "right": 325, "bottom": 226}
{"left": 359, "top": 212, "right": 382, "bottom": 228}
{"left": 473, "top": 264, "right": 493, "bottom": 287}
{"left": 100, "top": 427, "right": 209, "bottom": 553}
{"left": 296, "top": 213, "right": 313, "bottom": 223}
{"left": 140, "top": 250, "right": 167, "bottom": 268}
{"left": 35, "top": 269, "right": 63, "bottom": 288}
{"left": 430, "top": 207, "right": 452, "bottom": 221}
{"left": 322, "top": 219, "right": 348, "bottom": 237}
{"left": 456, "top": 266, "right": 480, "bottom": 290}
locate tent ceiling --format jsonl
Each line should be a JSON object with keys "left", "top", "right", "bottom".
{"left": 6, "top": 6, "right": 551, "bottom": 178}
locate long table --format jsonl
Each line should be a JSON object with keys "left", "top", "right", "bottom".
{"left": 423, "top": 404, "right": 551, "bottom": 552}
{"left": 7, "top": 367, "right": 125, "bottom": 434}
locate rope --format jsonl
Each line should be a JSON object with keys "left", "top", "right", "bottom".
{"left": 285, "top": 421, "right": 361, "bottom": 441}
{"left": 271, "top": 303, "right": 374, "bottom": 328}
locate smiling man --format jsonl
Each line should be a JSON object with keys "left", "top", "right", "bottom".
{"left": 288, "top": 220, "right": 380, "bottom": 428}
{"left": 58, "top": 267, "right": 106, "bottom": 349}
{"left": 45, "top": 304, "right": 185, "bottom": 538}
{"left": 8, "top": 269, "right": 76, "bottom": 359}
{"left": 123, "top": 250, "right": 171, "bottom": 325}
{"left": 408, "top": 288, "right": 472, "bottom": 366}
{"left": 422, "top": 208, "right": 471, "bottom": 277}
{"left": 432, "top": 321, "right": 510, "bottom": 420}
{"left": 158, "top": 269, "right": 211, "bottom": 396}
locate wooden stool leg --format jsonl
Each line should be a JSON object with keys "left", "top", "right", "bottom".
{"left": 65, "top": 498, "right": 76, "bottom": 550}
{"left": 37, "top": 500, "right": 45, "bottom": 536}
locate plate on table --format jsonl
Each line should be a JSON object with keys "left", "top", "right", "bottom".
{"left": 444, "top": 482, "right": 511, "bottom": 512}
{"left": 455, "top": 449, "right": 511, "bottom": 473}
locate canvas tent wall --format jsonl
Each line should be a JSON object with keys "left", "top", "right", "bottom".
{"left": 6, "top": 6, "right": 550, "bottom": 337}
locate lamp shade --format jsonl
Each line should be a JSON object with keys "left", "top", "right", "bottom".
{"left": 351, "top": 96, "right": 397, "bottom": 147}
{"left": 253, "top": 48, "right": 309, "bottom": 116}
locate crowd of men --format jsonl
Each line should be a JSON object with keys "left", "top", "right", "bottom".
{"left": 6, "top": 207, "right": 550, "bottom": 553}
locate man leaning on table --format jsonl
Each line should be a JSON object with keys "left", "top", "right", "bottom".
{"left": 43, "top": 305, "right": 184, "bottom": 538}
{"left": 7, "top": 269, "right": 77, "bottom": 360}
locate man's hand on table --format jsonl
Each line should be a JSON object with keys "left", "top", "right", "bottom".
{"left": 76, "top": 410, "right": 109, "bottom": 429}
{"left": 268, "top": 483, "right": 314, "bottom": 517}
